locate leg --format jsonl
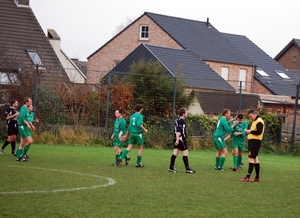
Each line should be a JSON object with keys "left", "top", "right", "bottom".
{"left": 169, "top": 148, "right": 179, "bottom": 172}
{"left": 232, "top": 148, "right": 238, "bottom": 170}
{"left": 136, "top": 145, "right": 143, "bottom": 166}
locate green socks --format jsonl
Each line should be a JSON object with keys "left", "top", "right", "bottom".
{"left": 119, "top": 150, "right": 128, "bottom": 160}
{"left": 22, "top": 145, "right": 30, "bottom": 156}
{"left": 215, "top": 157, "right": 220, "bottom": 168}
{"left": 137, "top": 156, "right": 142, "bottom": 165}
{"left": 219, "top": 157, "right": 225, "bottom": 168}
{"left": 233, "top": 155, "right": 238, "bottom": 167}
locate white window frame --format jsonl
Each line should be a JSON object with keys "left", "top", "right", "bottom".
{"left": 0, "top": 72, "right": 20, "bottom": 84}
{"left": 139, "top": 25, "right": 149, "bottom": 40}
{"left": 221, "top": 67, "right": 229, "bottom": 81}
{"left": 239, "top": 69, "right": 246, "bottom": 89}
{"left": 256, "top": 68, "right": 269, "bottom": 77}
{"left": 274, "top": 70, "right": 290, "bottom": 79}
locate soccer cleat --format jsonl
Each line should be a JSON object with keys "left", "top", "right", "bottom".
{"left": 185, "top": 168, "right": 196, "bottom": 174}
{"left": 0, "top": 149, "right": 3, "bottom": 155}
{"left": 168, "top": 168, "right": 177, "bottom": 173}
{"left": 251, "top": 178, "right": 260, "bottom": 182}
{"left": 20, "top": 156, "right": 27, "bottom": 162}
{"left": 117, "top": 158, "right": 122, "bottom": 167}
{"left": 214, "top": 167, "right": 219, "bottom": 170}
{"left": 125, "top": 157, "right": 130, "bottom": 166}
{"left": 111, "top": 163, "right": 117, "bottom": 167}
{"left": 12, "top": 153, "right": 16, "bottom": 156}
{"left": 25, "top": 154, "right": 29, "bottom": 159}
{"left": 240, "top": 177, "right": 250, "bottom": 182}
{"left": 232, "top": 167, "right": 237, "bottom": 171}
{"left": 136, "top": 163, "right": 145, "bottom": 168}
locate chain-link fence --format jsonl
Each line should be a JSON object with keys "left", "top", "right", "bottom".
{"left": 1, "top": 70, "right": 300, "bottom": 148}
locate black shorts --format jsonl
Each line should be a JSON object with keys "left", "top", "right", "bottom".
{"left": 248, "top": 139, "right": 261, "bottom": 158}
{"left": 7, "top": 123, "right": 18, "bottom": 136}
{"left": 173, "top": 139, "right": 188, "bottom": 151}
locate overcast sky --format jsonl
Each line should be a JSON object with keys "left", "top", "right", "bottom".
{"left": 30, "top": 0, "right": 300, "bottom": 61}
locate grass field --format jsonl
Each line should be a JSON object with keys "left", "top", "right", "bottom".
{"left": 0, "top": 144, "right": 299, "bottom": 218}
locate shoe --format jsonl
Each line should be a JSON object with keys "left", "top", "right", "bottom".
{"left": 237, "top": 167, "right": 241, "bottom": 171}
{"left": 240, "top": 177, "right": 250, "bottom": 182}
{"left": 125, "top": 157, "right": 130, "bottom": 166}
{"left": 0, "top": 149, "right": 3, "bottom": 155}
{"left": 251, "top": 178, "right": 260, "bottom": 182}
{"left": 12, "top": 153, "right": 16, "bottom": 156}
{"left": 232, "top": 167, "right": 237, "bottom": 171}
{"left": 168, "top": 168, "right": 177, "bottom": 173}
{"left": 214, "top": 167, "right": 219, "bottom": 170}
{"left": 218, "top": 167, "right": 225, "bottom": 171}
{"left": 111, "top": 163, "right": 117, "bottom": 167}
{"left": 25, "top": 154, "right": 29, "bottom": 159}
{"left": 20, "top": 156, "right": 27, "bottom": 162}
{"left": 136, "top": 163, "right": 145, "bottom": 168}
{"left": 117, "top": 158, "right": 122, "bottom": 167}
{"left": 185, "top": 168, "right": 196, "bottom": 174}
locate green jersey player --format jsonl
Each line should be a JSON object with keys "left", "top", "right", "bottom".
{"left": 225, "top": 114, "right": 248, "bottom": 171}
{"left": 118, "top": 104, "right": 148, "bottom": 167}
{"left": 213, "top": 109, "right": 238, "bottom": 170}
{"left": 110, "top": 109, "right": 130, "bottom": 166}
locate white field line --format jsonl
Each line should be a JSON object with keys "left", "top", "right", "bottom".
{"left": 0, "top": 165, "right": 116, "bottom": 195}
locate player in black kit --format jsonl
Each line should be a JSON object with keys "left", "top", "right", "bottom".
{"left": 0, "top": 100, "right": 19, "bottom": 156}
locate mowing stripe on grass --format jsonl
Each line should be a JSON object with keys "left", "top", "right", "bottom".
{"left": 0, "top": 165, "right": 116, "bottom": 195}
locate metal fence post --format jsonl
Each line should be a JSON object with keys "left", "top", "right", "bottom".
{"left": 171, "top": 77, "right": 177, "bottom": 129}
{"left": 238, "top": 81, "right": 242, "bottom": 114}
{"left": 291, "top": 79, "right": 300, "bottom": 148}
{"left": 104, "top": 71, "right": 111, "bottom": 132}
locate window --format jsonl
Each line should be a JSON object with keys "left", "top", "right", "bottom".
{"left": 26, "top": 50, "right": 43, "bottom": 66}
{"left": 274, "top": 70, "right": 290, "bottom": 79}
{"left": 239, "top": 69, "right": 246, "bottom": 89}
{"left": 140, "top": 25, "right": 149, "bottom": 40}
{"left": 256, "top": 68, "right": 269, "bottom": 77}
{"left": 0, "top": 72, "right": 19, "bottom": 84}
{"left": 221, "top": 67, "right": 229, "bottom": 81}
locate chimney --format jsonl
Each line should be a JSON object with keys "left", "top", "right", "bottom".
{"left": 14, "top": 0, "right": 30, "bottom": 6}
{"left": 206, "top": 17, "right": 210, "bottom": 27}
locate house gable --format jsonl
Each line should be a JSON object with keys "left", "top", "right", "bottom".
{"left": 274, "top": 38, "right": 300, "bottom": 71}
{"left": 0, "top": 0, "right": 70, "bottom": 87}
{"left": 87, "top": 13, "right": 182, "bottom": 84}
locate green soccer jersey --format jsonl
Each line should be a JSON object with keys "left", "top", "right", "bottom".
{"left": 113, "top": 117, "right": 126, "bottom": 139}
{"left": 18, "top": 105, "right": 29, "bottom": 126}
{"left": 28, "top": 112, "right": 34, "bottom": 123}
{"left": 231, "top": 121, "right": 248, "bottom": 144}
{"left": 128, "top": 112, "right": 143, "bottom": 133}
{"left": 213, "top": 116, "right": 234, "bottom": 139}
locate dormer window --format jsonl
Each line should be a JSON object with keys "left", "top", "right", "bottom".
{"left": 139, "top": 25, "right": 149, "bottom": 40}
{"left": 256, "top": 68, "right": 269, "bottom": 77}
{"left": 274, "top": 70, "right": 290, "bottom": 79}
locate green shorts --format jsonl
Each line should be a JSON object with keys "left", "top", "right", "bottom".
{"left": 19, "top": 125, "right": 32, "bottom": 138}
{"left": 232, "top": 140, "right": 245, "bottom": 151}
{"left": 113, "top": 137, "right": 124, "bottom": 147}
{"left": 128, "top": 133, "right": 144, "bottom": 146}
{"left": 214, "top": 136, "right": 226, "bottom": 150}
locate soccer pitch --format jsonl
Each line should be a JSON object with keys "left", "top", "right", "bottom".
{"left": 0, "top": 144, "right": 299, "bottom": 218}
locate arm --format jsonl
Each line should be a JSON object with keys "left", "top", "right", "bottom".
{"left": 249, "top": 122, "right": 264, "bottom": 135}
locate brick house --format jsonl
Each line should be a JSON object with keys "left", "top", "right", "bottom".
{"left": 87, "top": 12, "right": 297, "bottom": 99}
{"left": 274, "top": 38, "right": 300, "bottom": 71}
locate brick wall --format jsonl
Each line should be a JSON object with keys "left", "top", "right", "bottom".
{"left": 87, "top": 14, "right": 183, "bottom": 84}
{"left": 205, "top": 61, "right": 253, "bottom": 93}
{"left": 277, "top": 45, "right": 300, "bottom": 71}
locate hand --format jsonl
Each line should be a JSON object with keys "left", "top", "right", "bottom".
{"left": 233, "top": 132, "right": 240, "bottom": 136}
{"left": 245, "top": 129, "right": 251, "bottom": 134}
{"left": 144, "top": 129, "right": 148, "bottom": 133}
{"left": 174, "top": 139, "right": 179, "bottom": 146}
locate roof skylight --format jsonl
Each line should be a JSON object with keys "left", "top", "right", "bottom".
{"left": 256, "top": 68, "right": 269, "bottom": 77}
{"left": 274, "top": 70, "right": 290, "bottom": 79}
